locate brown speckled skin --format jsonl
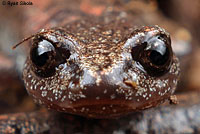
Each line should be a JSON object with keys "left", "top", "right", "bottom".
{"left": 22, "top": 13, "right": 180, "bottom": 118}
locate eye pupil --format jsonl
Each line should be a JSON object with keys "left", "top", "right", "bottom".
{"left": 31, "top": 48, "right": 50, "bottom": 67}
{"left": 31, "top": 40, "right": 55, "bottom": 67}
{"left": 149, "top": 48, "right": 169, "bottom": 66}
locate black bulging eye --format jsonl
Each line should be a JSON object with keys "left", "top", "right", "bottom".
{"left": 149, "top": 48, "right": 169, "bottom": 66}
{"left": 30, "top": 39, "right": 71, "bottom": 77}
{"left": 31, "top": 40, "right": 55, "bottom": 67}
{"left": 131, "top": 34, "right": 172, "bottom": 77}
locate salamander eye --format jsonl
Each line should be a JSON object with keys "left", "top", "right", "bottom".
{"left": 30, "top": 39, "right": 71, "bottom": 77}
{"left": 131, "top": 34, "right": 172, "bottom": 76}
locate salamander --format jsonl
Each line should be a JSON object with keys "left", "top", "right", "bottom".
{"left": 18, "top": 13, "right": 180, "bottom": 118}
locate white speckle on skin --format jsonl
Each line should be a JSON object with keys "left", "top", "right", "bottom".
{"left": 61, "top": 95, "right": 66, "bottom": 102}
{"left": 81, "top": 107, "right": 85, "bottom": 112}
{"left": 155, "top": 80, "right": 165, "bottom": 88}
{"left": 41, "top": 91, "right": 47, "bottom": 97}
{"left": 113, "top": 109, "right": 117, "bottom": 113}
{"left": 110, "top": 94, "right": 116, "bottom": 100}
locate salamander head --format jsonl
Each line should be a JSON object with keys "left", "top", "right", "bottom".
{"left": 22, "top": 19, "right": 180, "bottom": 118}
